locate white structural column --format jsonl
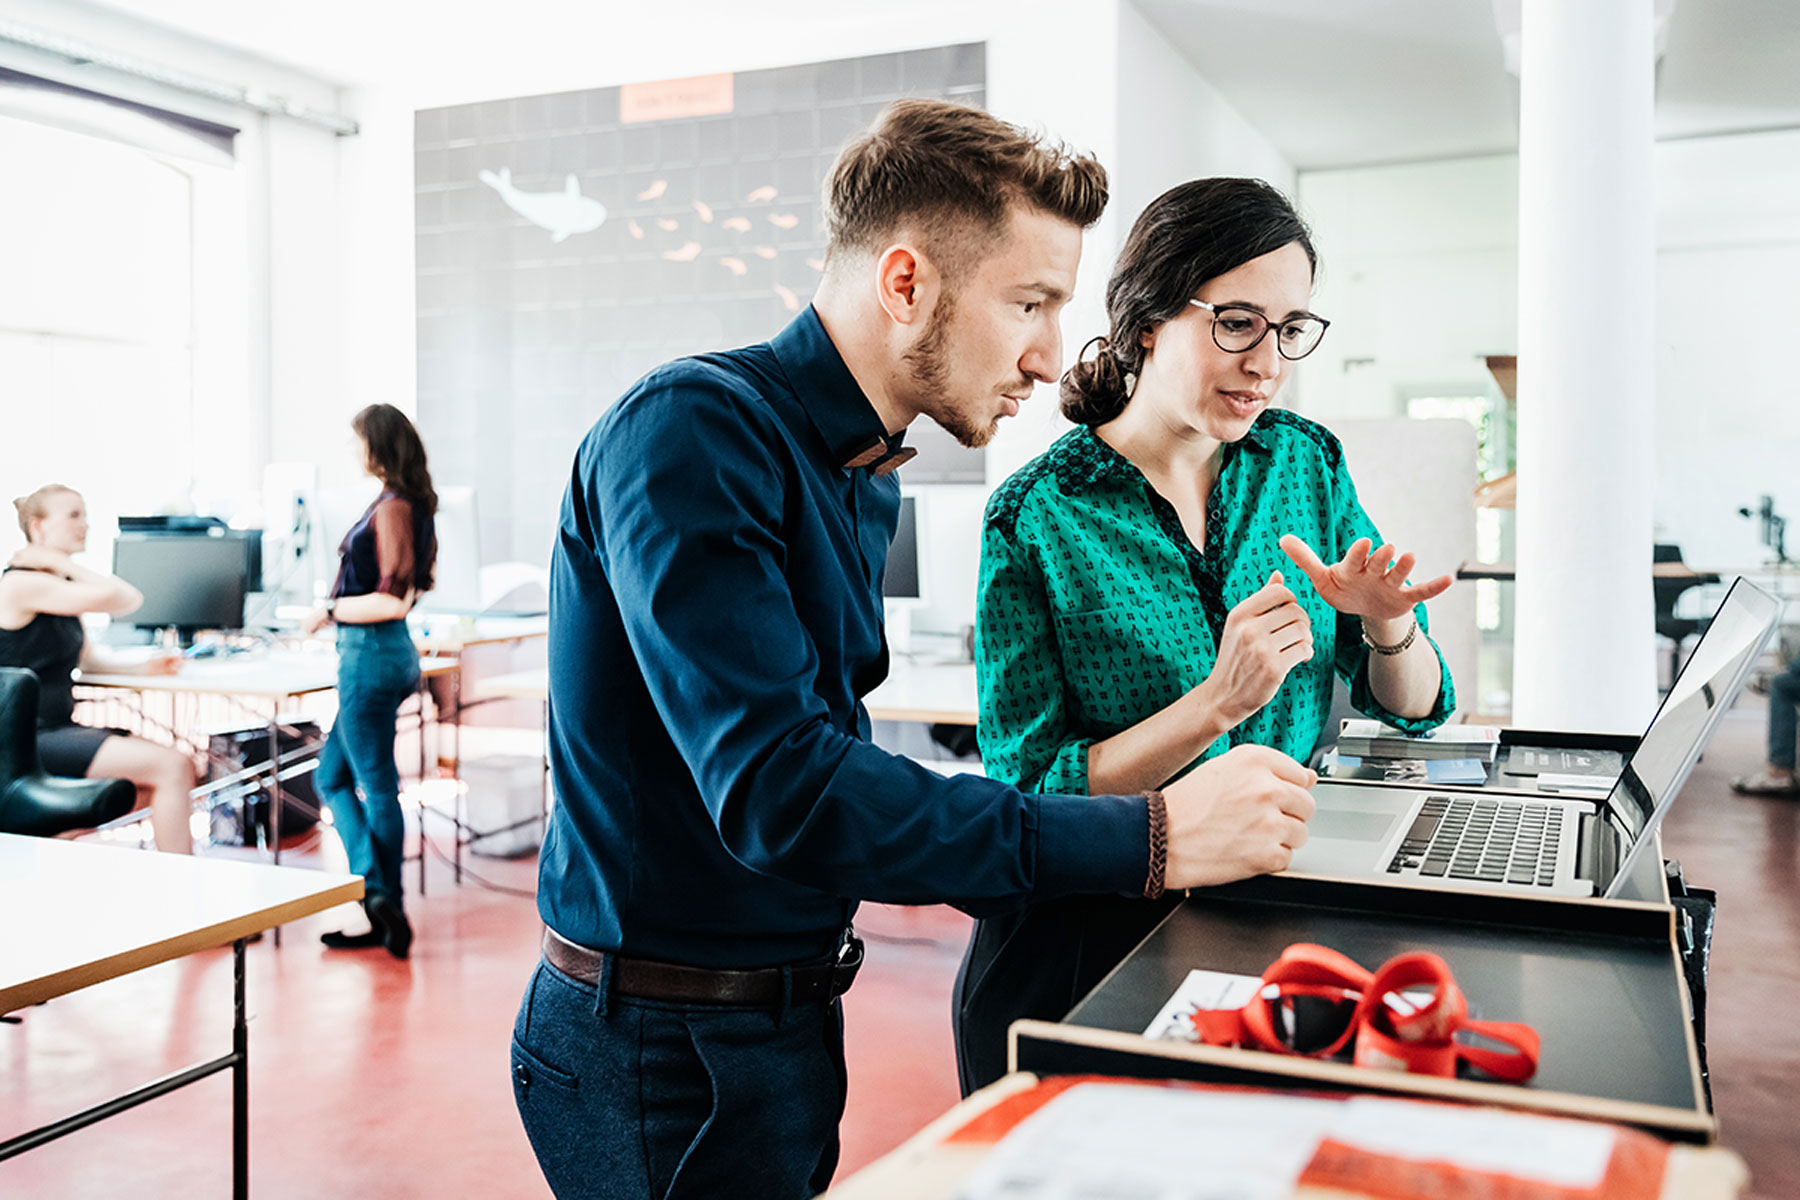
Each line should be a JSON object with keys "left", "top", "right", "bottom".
{"left": 1512, "top": 0, "right": 1658, "bottom": 731}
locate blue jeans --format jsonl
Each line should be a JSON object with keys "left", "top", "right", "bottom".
{"left": 316, "top": 620, "right": 419, "bottom": 906}
{"left": 511, "top": 960, "right": 847, "bottom": 1199}
{"left": 1770, "top": 655, "right": 1800, "bottom": 770}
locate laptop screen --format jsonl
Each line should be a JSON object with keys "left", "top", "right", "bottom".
{"left": 1600, "top": 578, "right": 1781, "bottom": 894}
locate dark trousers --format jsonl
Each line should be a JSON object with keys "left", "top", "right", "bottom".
{"left": 952, "top": 893, "right": 1180, "bottom": 1096}
{"left": 512, "top": 960, "right": 848, "bottom": 1200}
{"left": 1769, "top": 655, "right": 1800, "bottom": 770}
{"left": 315, "top": 620, "right": 419, "bottom": 906}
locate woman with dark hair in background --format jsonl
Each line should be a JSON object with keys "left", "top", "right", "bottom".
{"left": 303, "top": 404, "right": 437, "bottom": 959}
{"left": 954, "top": 178, "right": 1458, "bottom": 1092}
{"left": 0, "top": 484, "right": 195, "bottom": 852}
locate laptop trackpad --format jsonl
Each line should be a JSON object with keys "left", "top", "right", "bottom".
{"left": 1310, "top": 809, "right": 1401, "bottom": 843}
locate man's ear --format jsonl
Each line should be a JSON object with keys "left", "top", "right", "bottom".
{"left": 874, "top": 242, "right": 937, "bottom": 328}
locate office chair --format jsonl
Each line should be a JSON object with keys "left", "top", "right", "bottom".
{"left": 1653, "top": 544, "right": 1710, "bottom": 691}
{"left": 0, "top": 668, "right": 136, "bottom": 837}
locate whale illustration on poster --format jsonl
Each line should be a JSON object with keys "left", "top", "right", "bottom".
{"left": 478, "top": 167, "right": 607, "bottom": 242}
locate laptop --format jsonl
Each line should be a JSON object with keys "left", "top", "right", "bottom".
{"left": 1287, "top": 577, "right": 1780, "bottom": 899}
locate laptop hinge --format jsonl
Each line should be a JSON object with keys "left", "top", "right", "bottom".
{"left": 1575, "top": 810, "right": 1617, "bottom": 886}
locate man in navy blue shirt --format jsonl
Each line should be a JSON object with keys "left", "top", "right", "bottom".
{"left": 512, "top": 99, "right": 1318, "bottom": 1199}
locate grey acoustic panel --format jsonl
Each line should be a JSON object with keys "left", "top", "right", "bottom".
{"left": 415, "top": 45, "right": 987, "bottom": 569}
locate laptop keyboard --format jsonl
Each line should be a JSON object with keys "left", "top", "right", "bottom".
{"left": 1386, "top": 796, "right": 1563, "bottom": 887}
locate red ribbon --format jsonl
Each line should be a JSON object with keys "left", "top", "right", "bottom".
{"left": 1190, "top": 943, "right": 1540, "bottom": 1083}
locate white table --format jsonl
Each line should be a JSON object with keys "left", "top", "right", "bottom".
{"left": 864, "top": 660, "right": 978, "bottom": 727}
{"left": 475, "top": 660, "right": 980, "bottom": 727}
{"left": 79, "top": 655, "right": 343, "bottom": 870}
{"left": 0, "top": 835, "right": 360, "bottom": 1198}
{"left": 79, "top": 652, "right": 461, "bottom": 914}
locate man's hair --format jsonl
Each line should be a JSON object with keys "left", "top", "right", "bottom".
{"left": 823, "top": 99, "right": 1108, "bottom": 282}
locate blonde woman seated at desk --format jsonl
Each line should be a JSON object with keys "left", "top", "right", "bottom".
{"left": 956, "top": 178, "right": 1457, "bottom": 1095}
{"left": 0, "top": 484, "right": 193, "bottom": 853}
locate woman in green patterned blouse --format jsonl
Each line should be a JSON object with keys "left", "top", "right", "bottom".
{"left": 953, "top": 178, "right": 1459, "bottom": 1094}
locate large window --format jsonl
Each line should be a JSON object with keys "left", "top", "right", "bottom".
{"left": 0, "top": 115, "right": 202, "bottom": 566}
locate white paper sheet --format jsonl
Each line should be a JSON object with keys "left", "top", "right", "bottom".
{"left": 953, "top": 1085, "right": 1620, "bottom": 1199}
{"left": 954, "top": 1083, "right": 1336, "bottom": 1200}
{"left": 1141, "top": 969, "right": 1265, "bottom": 1041}
{"left": 1329, "top": 1096, "right": 1616, "bottom": 1187}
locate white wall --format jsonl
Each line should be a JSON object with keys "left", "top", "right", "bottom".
{"left": 1298, "top": 131, "right": 1800, "bottom": 573}
{"left": 1113, "top": 0, "right": 1297, "bottom": 254}
{"left": 1653, "top": 129, "right": 1800, "bottom": 568}
{"left": 1298, "top": 154, "right": 1518, "bottom": 419}
{"left": 325, "top": 2, "right": 1133, "bottom": 633}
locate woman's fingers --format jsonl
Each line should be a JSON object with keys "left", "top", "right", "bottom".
{"left": 1279, "top": 534, "right": 1334, "bottom": 586}
{"left": 1401, "top": 574, "right": 1455, "bottom": 604}
{"left": 1362, "top": 542, "right": 1398, "bottom": 574}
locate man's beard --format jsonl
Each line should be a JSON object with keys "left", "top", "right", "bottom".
{"left": 899, "top": 292, "right": 1000, "bottom": 450}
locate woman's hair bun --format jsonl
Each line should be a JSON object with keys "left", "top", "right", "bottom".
{"left": 1060, "top": 335, "right": 1132, "bottom": 425}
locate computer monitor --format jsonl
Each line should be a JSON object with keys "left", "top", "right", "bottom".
{"left": 117, "top": 516, "right": 262, "bottom": 595}
{"left": 113, "top": 533, "right": 248, "bottom": 643}
{"left": 883, "top": 496, "right": 921, "bottom": 600}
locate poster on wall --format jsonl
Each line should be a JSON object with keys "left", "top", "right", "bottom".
{"left": 415, "top": 43, "right": 985, "bottom": 569}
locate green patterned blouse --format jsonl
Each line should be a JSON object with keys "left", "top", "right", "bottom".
{"left": 976, "top": 410, "right": 1455, "bottom": 795}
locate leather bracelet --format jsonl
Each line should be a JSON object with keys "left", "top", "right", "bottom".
{"left": 1361, "top": 615, "right": 1418, "bottom": 656}
{"left": 1143, "top": 789, "right": 1168, "bottom": 900}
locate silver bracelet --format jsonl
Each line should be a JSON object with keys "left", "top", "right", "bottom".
{"left": 1362, "top": 615, "right": 1418, "bottom": 656}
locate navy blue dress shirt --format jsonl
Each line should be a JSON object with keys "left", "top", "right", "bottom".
{"left": 537, "top": 307, "right": 1151, "bottom": 969}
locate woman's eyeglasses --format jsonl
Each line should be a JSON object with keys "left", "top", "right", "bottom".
{"left": 1189, "top": 299, "right": 1330, "bottom": 360}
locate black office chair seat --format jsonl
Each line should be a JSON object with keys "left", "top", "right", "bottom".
{"left": 0, "top": 668, "right": 136, "bottom": 837}
{"left": 1653, "top": 544, "right": 1712, "bottom": 690}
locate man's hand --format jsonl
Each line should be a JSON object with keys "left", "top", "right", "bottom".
{"left": 1195, "top": 571, "right": 1312, "bottom": 729}
{"left": 1279, "top": 534, "right": 1451, "bottom": 622}
{"left": 1161, "top": 744, "right": 1317, "bottom": 889}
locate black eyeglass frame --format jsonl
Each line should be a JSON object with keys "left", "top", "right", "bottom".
{"left": 1188, "top": 299, "right": 1331, "bottom": 361}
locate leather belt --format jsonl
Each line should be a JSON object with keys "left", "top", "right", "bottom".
{"left": 1190, "top": 943, "right": 1540, "bottom": 1083}
{"left": 541, "top": 927, "right": 864, "bottom": 1008}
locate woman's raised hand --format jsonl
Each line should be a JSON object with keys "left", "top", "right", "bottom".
{"left": 1278, "top": 534, "right": 1451, "bottom": 622}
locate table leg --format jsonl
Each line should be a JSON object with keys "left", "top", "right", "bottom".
{"left": 416, "top": 671, "right": 430, "bottom": 898}
{"left": 267, "top": 713, "right": 282, "bottom": 869}
{"left": 453, "top": 667, "right": 464, "bottom": 885}
{"left": 233, "top": 938, "right": 248, "bottom": 1200}
{"left": 268, "top": 708, "right": 284, "bottom": 949}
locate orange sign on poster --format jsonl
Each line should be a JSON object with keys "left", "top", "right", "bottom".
{"left": 621, "top": 74, "right": 735, "bottom": 123}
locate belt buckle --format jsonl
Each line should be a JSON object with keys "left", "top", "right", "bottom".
{"left": 829, "top": 930, "right": 864, "bottom": 999}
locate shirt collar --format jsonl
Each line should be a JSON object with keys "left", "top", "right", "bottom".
{"left": 771, "top": 306, "right": 914, "bottom": 476}
{"left": 1239, "top": 415, "right": 1274, "bottom": 453}
{"left": 1057, "top": 415, "right": 1274, "bottom": 493}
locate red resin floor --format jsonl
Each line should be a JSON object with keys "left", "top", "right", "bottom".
{"left": 2, "top": 697, "right": 1797, "bottom": 1197}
